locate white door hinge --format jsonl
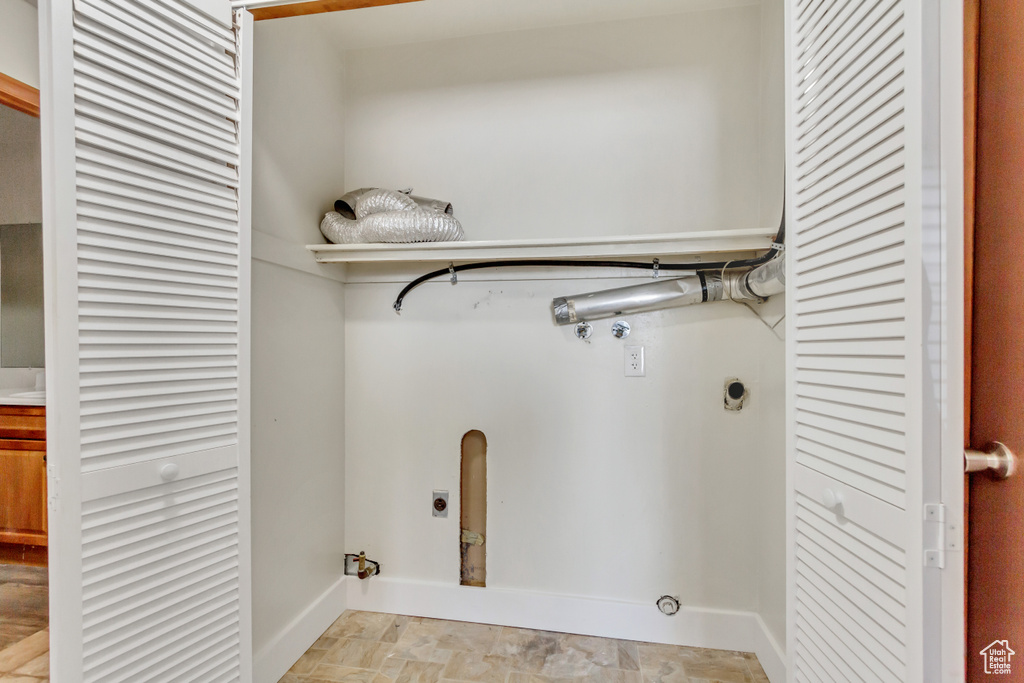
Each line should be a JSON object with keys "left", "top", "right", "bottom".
{"left": 47, "top": 464, "right": 59, "bottom": 513}
{"left": 924, "top": 503, "right": 960, "bottom": 568}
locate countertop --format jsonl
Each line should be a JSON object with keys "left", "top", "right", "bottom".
{"left": 0, "top": 389, "right": 46, "bottom": 406}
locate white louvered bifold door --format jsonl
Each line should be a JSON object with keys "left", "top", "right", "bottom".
{"left": 42, "top": 0, "right": 251, "bottom": 679}
{"left": 785, "top": 0, "right": 927, "bottom": 681}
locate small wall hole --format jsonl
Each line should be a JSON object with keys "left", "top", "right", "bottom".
{"left": 724, "top": 377, "right": 748, "bottom": 411}
{"left": 460, "top": 429, "right": 487, "bottom": 587}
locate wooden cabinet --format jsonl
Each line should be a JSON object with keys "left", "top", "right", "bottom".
{"left": 0, "top": 406, "right": 46, "bottom": 548}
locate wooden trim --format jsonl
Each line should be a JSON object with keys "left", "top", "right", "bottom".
{"left": 0, "top": 72, "right": 40, "bottom": 118}
{"left": 250, "top": 0, "right": 421, "bottom": 21}
{"left": 0, "top": 405, "right": 46, "bottom": 417}
{"left": 0, "top": 543, "right": 47, "bottom": 566}
{"left": 964, "top": 0, "right": 979, "bottom": 447}
{"left": 0, "top": 439, "right": 46, "bottom": 452}
{"left": 0, "top": 530, "right": 47, "bottom": 547}
{"left": 963, "top": 1, "right": 979, "bottom": 656}
{"left": 0, "top": 410, "right": 46, "bottom": 441}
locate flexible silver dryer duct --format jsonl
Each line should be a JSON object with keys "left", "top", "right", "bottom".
{"left": 551, "top": 255, "right": 785, "bottom": 325}
{"left": 321, "top": 188, "right": 463, "bottom": 244}
{"left": 335, "top": 187, "right": 454, "bottom": 219}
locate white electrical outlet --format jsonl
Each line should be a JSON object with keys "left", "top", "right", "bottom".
{"left": 625, "top": 345, "right": 645, "bottom": 376}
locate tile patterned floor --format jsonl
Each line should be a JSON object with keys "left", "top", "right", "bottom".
{"left": 0, "top": 564, "right": 49, "bottom": 682}
{"left": 280, "top": 611, "right": 770, "bottom": 683}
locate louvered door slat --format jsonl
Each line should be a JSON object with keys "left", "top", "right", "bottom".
{"left": 73, "top": 64, "right": 237, "bottom": 136}
{"left": 75, "top": 101, "right": 241, "bottom": 166}
{"left": 92, "top": 0, "right": 235, "bottom": 72}
{"left": 73, "top": 0, "right": 239, "bottom": 97}
{"left": 75, "top": 78, "right": 238, "bottom": 155}
{"left": 788, "top": 0, "right": 925, "bottom": 679}
{"left": 72, "top": 31, "right": 236, "bottom": 119}
{"left": 78, "top": 175, "right": 239, "bottom": 222}
{"left": 128, "top": 0, "right": 235, "bottom": 57}
{"left": 47, "top": 0, "right": 249, "bottom": 678}
{"left": 77, "top": 147, "right": 239, "bottom": 202}
{"left": 796, "top": 224, "right": 904, "bottom": 273}
{"left": 77, "top": 118, "right": 238, "bottom": 184}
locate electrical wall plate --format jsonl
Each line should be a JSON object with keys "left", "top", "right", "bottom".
{"left": 432, "top": 490, "right": 449, "bottom": 517}
{"left": 625, "top": 346, "right": 645, "bottom": 376}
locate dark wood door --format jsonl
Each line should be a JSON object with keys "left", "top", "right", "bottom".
{"left": 967, "top": 1, "right": 1024, "bottom": 680}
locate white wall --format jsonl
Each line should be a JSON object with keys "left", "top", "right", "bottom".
{"left": 0, "top": 0, "right": 39, "bottom": 89}
{"left": 344, "top": 6, "right": 766, "bottom": 241}
{"left": 0, "top": 105, "right": 42, "bottom": 225}
{"left": 755, "top": 0, "right": 787, "bottom": 652}
{"left": 250, "top": 261, "right": 346, "bottom": 649}
{"left": 346, "top": 275, "right": 779, "bottom": 613}
{"left": 250, "top": 15, "right": 348, "bottom": 659}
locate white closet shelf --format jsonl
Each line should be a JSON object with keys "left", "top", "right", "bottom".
{"left": 306, "top": 228, "right": 776, "bottom": 264}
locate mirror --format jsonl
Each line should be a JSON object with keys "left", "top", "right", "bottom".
{"left": 0, "top": 224, "right": 44, "bottom": 367}
{"left": 0, "top": 99, "right": 45, "bottom": 368}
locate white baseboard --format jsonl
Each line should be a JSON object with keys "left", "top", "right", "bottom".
{"left": 751, "top": 614, "right": 787, "bottom": 683}
{"left": 254, "top": 576, "right": 348, "bottom": 683}
{"left": 346, "top": 577, "right": 786, "bottom": 683}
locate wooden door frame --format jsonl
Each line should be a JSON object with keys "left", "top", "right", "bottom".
{"left": 0, "top": 72, "right": 40, "bottom": 118}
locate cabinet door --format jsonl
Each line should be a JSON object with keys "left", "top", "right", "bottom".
{"left": 40, "top": 0, "right": 252, "bottom": 680}
{"left": 785, "top": 0, "right": 942, "bottom": 681}
{"left": 0, "top": 449, "right": 47, "bottom": 545}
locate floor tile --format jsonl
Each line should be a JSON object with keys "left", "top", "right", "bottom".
{"left": 391, "top": 623, "right": 446, "bottom": 662}
{"left": 0, "top": 629, "right": 48, "bottom": 673}
{"left": 283, "top": 612, "right": 771, "bottom": 683}
{"left": 0, "top": 567, "right": 46, "bottom": 588}
{"left": 0, "top": 585, "right": 47, "bottom": 630}
{"left": 289, "top": 647, "right": 329, "bottom": 674}
{"left": 585, "top": 669, "right": 642, "bottom": 683}
{"left": 616, "top": 641, "right": 640, "bottom": 672}
{"left": 0, "top": 626, "right": 40, "bottom": 655}
{"left": 744, "top": 656, "right": 770, "bottom": 683}
{"left": 380, "top": 655, "right": 408, "bottom": 678}
{"left": 536, "top": 645, "right": 594, "bottom": 678}
{"left": 11, "top": 651, "right": 47, "bottom": 677}
{"left": 306, "top": 664, "right": 392, "bottom": 683}
{"left": 436, "top": 622, "right": 500, "bottom": 653}
{"left": 492, "top": 627, "right": 561, "bottom": 674}
{"left": 680, "top": 650, "right": 751, "bottom": 682}
{"left": 394, "top": 660, "right": 445, "bottom": 683}
{"left": 327, "top": 612, "right": 398, "bottom": 641}
{"left": 681, "top": 664, "right": 752, "bottom": 683}
{"left": 508, "top": 669, "right": 642, "bottom": 683}
{"left": 637, "top": 643, "right": 703, "bottom": 666}
{"left": 313, "top": 636, "right": 341, "bottom": 651}
{"left": 382, "top": 615, "right": 416, "bottom": 644}
{"left": 441, "top": 651, "right": 510, "bottom": 683}
{"left": 321, "top": 638, "right": 393, "bottom": 670}
{"left": 638, "top": 658, "right": 688, "bottom": 683}
{"left": 550, "top": 633, "right": 618, "bottom": 673}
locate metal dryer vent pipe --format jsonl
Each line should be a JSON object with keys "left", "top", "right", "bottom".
{"left": 551, "top": 255, "right": 786, "bottom": 325}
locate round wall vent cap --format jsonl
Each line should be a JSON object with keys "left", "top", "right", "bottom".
{"left": 656, "top": 595, "right": 680, "bottom": 616}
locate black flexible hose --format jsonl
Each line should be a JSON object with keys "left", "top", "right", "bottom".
{"left": 392, "top": 207, "right": 785, "bottom": 313}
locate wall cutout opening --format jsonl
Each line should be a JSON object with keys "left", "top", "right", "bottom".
{"left": 460, "top": 429, "right": 487, "bottom": 587}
